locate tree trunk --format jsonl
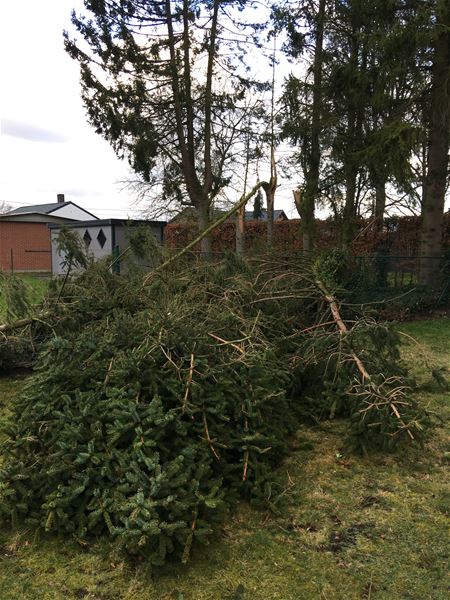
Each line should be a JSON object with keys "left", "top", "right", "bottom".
{"left": 236, "top": 206, "right": 245, "bottom": 255}
{"left": 301, "top": 183, "right": 317, "bottom": 253}
{"left": 302, "top": 231, "right": 312, "bottom": 253}
{"left": 341, "top": 19, "right": 365, "bottom": 251}
{"left": 342, "top": 167, "right": 358, "bottom": 249}
{"left": 266, "top": 36, "right": 278, "bottom": 250}
{"left": 293, "top": 188, "right": 313, "bottom": 253}
{"left": 236, "top": 129, "right": 250, "bottom": 255}
{"left": 373, "top": 174, "right": 386, "bottom": 232}
{"left": 198, "top": 203, "right": 212, "bottom": 256}
{"left": 301, "top": 0, "right": 326, "bottom": 253}
{"left": 265, "top": 141, "right": 277, "bottom": 249}
{"left": 265, "top": 187, "right": 275, "bottom": 249}
{"left": 202, "top": 0, "right": 220, "bottom": 198}
{"left": 419, "top": 0, "right": 450, "bottom": 287}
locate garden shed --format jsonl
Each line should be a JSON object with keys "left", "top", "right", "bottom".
{"left": 49, "top": 219, "right": 166, "bottom": 275}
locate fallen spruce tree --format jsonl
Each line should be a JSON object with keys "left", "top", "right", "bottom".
{"left": 0, "top": 247, "right": 435, "bottom": 564}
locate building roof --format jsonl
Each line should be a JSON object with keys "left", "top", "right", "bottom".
{"left": 245, "top": 209, "right": 288, "bottom": 221}
{"left": 48, "top": 218, "right": 167, "bottom": 229}
{"left": 7, "top": 202, "right": 67, "bottom": 215}
{"left": 171, "top": 207, "right": 289, "bottom": 223}
{"left": 4, "top": 201, "right": 99, "bottom": 220}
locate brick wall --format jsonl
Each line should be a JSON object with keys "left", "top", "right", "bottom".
{"left": 0, "top": 222, "right": 52, "bottom": 272}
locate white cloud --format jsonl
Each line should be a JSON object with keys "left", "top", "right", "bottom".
{"left": 1, "top": 119, "right": 69, "bottom": 143}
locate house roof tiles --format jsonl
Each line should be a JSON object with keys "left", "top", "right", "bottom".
{"left": 7, "top": 202, "right": 71, "bottom": 215}
{"left": 4, "top": 201, "right": 98, "bottom": 220}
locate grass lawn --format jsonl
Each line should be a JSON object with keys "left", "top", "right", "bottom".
{"left": 0, "top": 318, "right": 448, "bottom": 600}
{"left": 0, "top": 274, "right": 50, "bottom": 320}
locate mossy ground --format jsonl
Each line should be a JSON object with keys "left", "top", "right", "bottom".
{"left": 0, "top": 318, "right": 448, "bottom": 600}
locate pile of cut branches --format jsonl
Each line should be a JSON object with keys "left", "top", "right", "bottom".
{"left": 0, "top": 251, "right": 434, "bottom": 563}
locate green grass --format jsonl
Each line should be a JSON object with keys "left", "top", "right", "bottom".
{"left": 20, "top": 275, "right": 50, "bottom": 305}
{"left": 0, "top": 274, "right": 50, "bottom": 319}
{"left": 0, "top": 318, "right": 448, "bottom": 599}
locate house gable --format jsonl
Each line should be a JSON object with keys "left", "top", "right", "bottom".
{"left": 47, "top": 202, "right": 98, "bottom": 221}
{"left": 2, "top": 201, "right": 98, "bottom": 222}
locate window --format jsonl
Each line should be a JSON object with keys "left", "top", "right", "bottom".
{"left": 83, "top": 230, "right": 92, "bottom": 247}
{"left": 97, "top": 229, "right": 107, "bottom": 248}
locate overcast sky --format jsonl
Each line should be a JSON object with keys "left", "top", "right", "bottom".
{"left": 0, "top": 1, "right": 145, "bottom": 219}
{"left": 0, "top": 1, "right": 299, "bottom": 220}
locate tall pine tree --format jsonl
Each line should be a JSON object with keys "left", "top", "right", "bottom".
{"left": 276, "top": 0, "right": 328, "bottom": 252}
{"left": 419, "top": 0, "right": 450, "bottom": 286}
{"left": 64, "top": 0, "right": 262, "bottom": 254}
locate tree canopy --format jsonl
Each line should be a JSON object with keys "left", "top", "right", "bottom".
{"left": 65, "top": 0, "right": 269, "bottom": 251}
{"left": 66, "top": 0, "right": 449, "bottom": 284}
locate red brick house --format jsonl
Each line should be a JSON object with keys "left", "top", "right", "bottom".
{"left": 0, "top": 195, "right": 97, "bottom": 273}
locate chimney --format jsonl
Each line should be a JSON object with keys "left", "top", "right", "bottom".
{"left": 57, "top": 193, "right": 65, "bottom": 204}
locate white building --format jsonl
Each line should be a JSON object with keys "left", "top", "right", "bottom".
{"left": 49, "top": 219, "right": 166, "bottom": 275}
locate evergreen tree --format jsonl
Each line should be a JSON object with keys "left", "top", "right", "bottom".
{"left": 64, "top": 0, "right": 263, "bottom": 254}
{"left": 278, "top": 1, "right": 429, "bottom": 246}
{"left": 419, "top": 0, "right": 450, "bottom": 286}
{"left": 276, "top": 0, "right": 328, "bottom": 252}
{"left": 362, "top": 1, "right": 422, "bottom": 227}
{"left": 326, "top": 1, "right": 373, "bottom": 246}
{"left": 252, "top": 189, "right": 264, "bottom": 219}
